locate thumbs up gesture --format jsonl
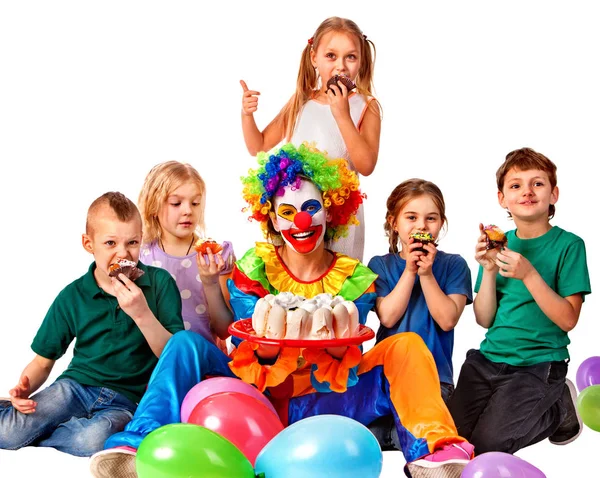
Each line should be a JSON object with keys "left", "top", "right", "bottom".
{"left": 240, "top": 79, "right": 261, "bottom": 116}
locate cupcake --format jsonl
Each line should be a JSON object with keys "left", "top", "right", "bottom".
{"left": 326, "top": 74, "right": 356, "bottom": 94}
{"left": 483, "top": 225, "right": 507, "bottom": 250}
{"left": 409, "top": 231, "right": 436, "bottom": 254}
{"left": 194, "top": 237, "right": 223, "bottom": 254}
{"left": 108, "top": 259, "right": 145, "bottom": 281}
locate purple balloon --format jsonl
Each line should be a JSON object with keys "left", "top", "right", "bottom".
{"left": 181, "top": 377, "right": 278, "bottom": 423}
{"left": 462, "top": 452, "right": 546, "bottom": 478}
{"left": 576, "top": 356, "right": 600, "bottom": 392}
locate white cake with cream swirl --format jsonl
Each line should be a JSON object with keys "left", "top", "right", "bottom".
{"left": 251, "top": 292, "right": 360, "bottom": 340}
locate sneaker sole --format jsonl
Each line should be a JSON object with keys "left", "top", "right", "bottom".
{"left": 406, "top": 462, "right": 467, "bottom": 478}
{"left": 89, "top": 453, "right": 137, "bottom": 478}
{"left": 549, "top": 378, "right": 583, "bottom": 445}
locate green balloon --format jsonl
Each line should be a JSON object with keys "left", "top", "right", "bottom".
{"left": 136, "top": 423, "right": 256, "bottom": 478}
{"left": 576, "top": 384, "right": 600, "bottom": 432}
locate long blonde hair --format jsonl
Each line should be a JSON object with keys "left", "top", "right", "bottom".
{"left": 283, "top": 17, "right": 377, "bottom": 140}
{"left": 138, "top": 161, "right": 206, "bottom": 244}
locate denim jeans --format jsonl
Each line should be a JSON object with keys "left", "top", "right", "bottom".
{"left": 0, "top": 378, "right": 136, "bottom": 457}
{"left": 448, "top": 349, "right": 566, "bottom": 454}
{"left": 367, "top": 381, "right": 454, "bottom": 451}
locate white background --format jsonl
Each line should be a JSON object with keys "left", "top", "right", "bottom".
{"left": 0, "top": 1, "right": 598, "bottom": 476}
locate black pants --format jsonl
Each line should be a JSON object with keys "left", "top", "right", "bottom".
{"left": 448, "top": 349, "right": 567, "bottom": 455}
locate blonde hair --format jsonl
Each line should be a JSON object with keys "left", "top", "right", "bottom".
{"left": 384, "top": 179, "right": 447, "bottom": 254}
{"left": 138, "top": 161, "right": 206, "bottom": 245}
{"left": 282, "top": 17, "right": 378, "bottom": 140}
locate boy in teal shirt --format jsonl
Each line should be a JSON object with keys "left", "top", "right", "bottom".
{"left": 449, "top": 147, "right": 591, "bottom": 454}
{"left": 0, "top": 192, "right": 184, "bottom": 456}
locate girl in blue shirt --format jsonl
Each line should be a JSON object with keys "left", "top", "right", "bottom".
{"left": 368, "top": 178, "right": 473, "bottom": 402}
{"left": 367, "top": 178, "right": 473, "bottom": 450}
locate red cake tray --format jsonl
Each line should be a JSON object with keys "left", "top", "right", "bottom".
{"left": 229, "top": 318, "right": 375, "bottom": 348}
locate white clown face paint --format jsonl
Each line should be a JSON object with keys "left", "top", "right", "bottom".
{"left": 272, "top": 179, "right": 327, "bottom": 254}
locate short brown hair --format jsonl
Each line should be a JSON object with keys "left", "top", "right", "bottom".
{"left": 384, "top": 179, "right": 447, "bottom": 254}
{"left": 496, "top": 147, "right": 558, "bottom": 219}
{"left": 86, "top": 192, "right": 141, "bottom": 234}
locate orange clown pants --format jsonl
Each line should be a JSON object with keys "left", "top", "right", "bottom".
{"left": 286, "top": 333, "right": 464, "bottom": 462}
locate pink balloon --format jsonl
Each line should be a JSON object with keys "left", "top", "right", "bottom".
{"left": 189, "top": 391, "right": 284, "bottom": 465}
{"left": 181, "top": 376, "right": 278, "bottom": 423}
{"left": 462, "top": 452, "right": 546, "bottom": 478}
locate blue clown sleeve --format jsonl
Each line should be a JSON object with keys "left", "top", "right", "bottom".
{"left": 227, "top": 278, "right": 259, "bottom": 348}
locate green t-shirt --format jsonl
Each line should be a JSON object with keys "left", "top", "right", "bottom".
{"left": 31, "top": 262, "right": 184, "bottom": 403}
{"left": 476, "top": 226, "right": 591, "bottom": 366}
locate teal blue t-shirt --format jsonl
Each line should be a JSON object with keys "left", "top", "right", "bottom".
{"left": 476, "top": 226, "right": 591, "bottom": 366}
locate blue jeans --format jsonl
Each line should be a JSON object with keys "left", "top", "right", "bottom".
{"left": 448, "top": 349, "right": 566, "bottom": 454}
{"left": 0, "top": 378, "right": 136, "bottom": 457}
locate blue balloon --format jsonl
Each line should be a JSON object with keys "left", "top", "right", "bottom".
{"left": 254, "top": 415, "right": 382, "bottom": 478}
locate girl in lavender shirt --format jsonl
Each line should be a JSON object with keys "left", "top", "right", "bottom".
{"left": 138, "top": 161, "right": 235, "bottom": 349}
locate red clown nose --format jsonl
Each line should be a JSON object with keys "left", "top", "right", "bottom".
{"left": 294, "top": 211, "right": 312, "bottom": 230}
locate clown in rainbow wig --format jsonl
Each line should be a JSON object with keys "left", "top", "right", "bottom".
{"left": 89, "top": 144, "right": 473, "bottom": 478}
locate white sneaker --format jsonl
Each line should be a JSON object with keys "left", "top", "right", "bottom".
{"left": 89, "top": 446, "right": 137, "bottom": 478}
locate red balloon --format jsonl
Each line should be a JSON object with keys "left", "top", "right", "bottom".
{"left": 188, "top": 391, "right": 284, "bottom": 465}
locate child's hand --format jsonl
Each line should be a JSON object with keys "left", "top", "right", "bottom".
{"left": 495, "top": 247, "right": 534, "bottom": 281}
{"left": 325, "top": 81, "right": 351, "bottom": 120}
{"left": 112, "top": 274, "right": 151, "bottom": 321}
{"left": 475, "top": 223, "right": 500, "bottom": 271}
{"left": 197, "top": 248, "right": 226, "bottom": 286}
{"left": 417, "top": 242, "right": 437, "bottom": 276}
{"left": 9, "top": 376, "right": 36, "bottom": 414}
{"left": 240, "top": 80, "right": 260, "bottom": 116}
{"left": 404, "top": 238, "right": 424, "bottom": 274}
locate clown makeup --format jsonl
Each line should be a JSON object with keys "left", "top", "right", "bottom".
{"left": 273, "top": 179, "right": 327, "bottom": 254}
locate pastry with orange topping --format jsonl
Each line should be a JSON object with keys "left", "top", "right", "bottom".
{"left": 483, "top": 225, "right": 507, "bottom": 250}
{"left": 194, "top": 237, "right": 223, "bottom": 254}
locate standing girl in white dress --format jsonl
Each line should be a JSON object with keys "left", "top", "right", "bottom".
{"left": 240, "top": 16, "right": 381, "bottom": 261}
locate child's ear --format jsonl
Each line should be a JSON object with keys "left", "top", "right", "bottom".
{"left": 81, "top": 234, "right": 94, "bottom": 254}
{"left": 497, "top": 190, "right": 506, "bottom": 209}
{"left": 310, "top": 48, "right": 317, "bottom": 68}
{"left": 551, "top": 185, "right": 559, "bottom": 205}
{"left": 386, "top": 215, "right": 396, "bottom": 231}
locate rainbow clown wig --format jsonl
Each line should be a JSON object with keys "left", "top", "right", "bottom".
{"left": 241, "top": 143, "right": 365, "bottom": 242}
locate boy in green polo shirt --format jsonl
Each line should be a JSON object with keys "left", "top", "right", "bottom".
{"left": 0, "top": 192, "right": 184, "bottom": 457}
{"left": 449, "top": 148, "right": 591, "bottom": 454}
